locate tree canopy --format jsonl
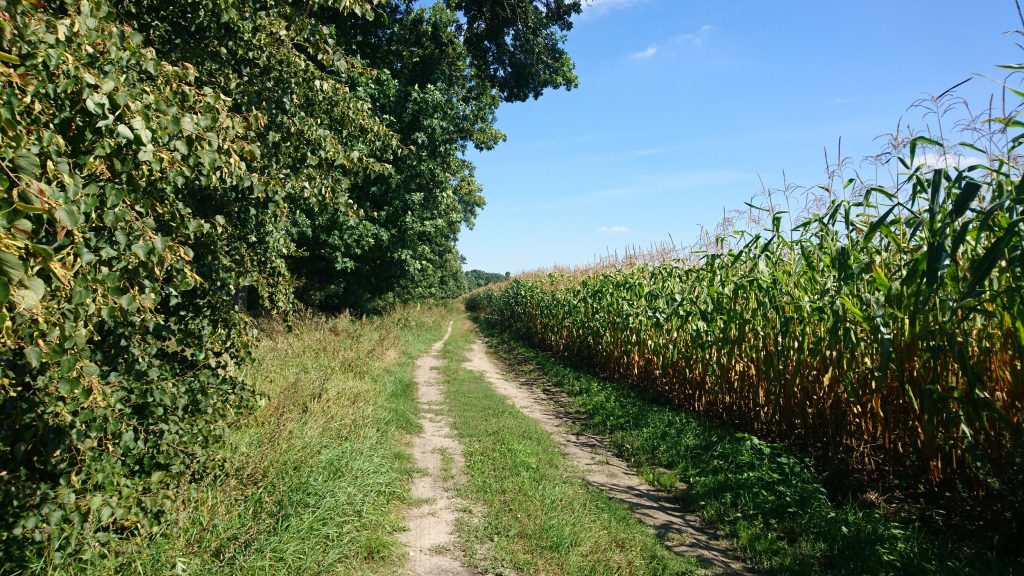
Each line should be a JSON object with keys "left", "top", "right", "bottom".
{"left": 450, "top": 0, "right": 583, "bottom": 102}
{"left": 465, "top": 269, "right": 510, "bottom": 291}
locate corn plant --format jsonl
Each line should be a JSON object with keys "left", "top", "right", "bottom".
{"left": 466, "top": 88, "right": 1024, "bottom": 526}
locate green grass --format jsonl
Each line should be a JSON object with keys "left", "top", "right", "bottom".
{"left": 85, "top": 305, "right": 455, "bottom": 575}
{"left": 438, "top": 318, "right": 701, "bottom": 576}
{"left": 474, "top": 319, "right": 1024, "bottom": 575}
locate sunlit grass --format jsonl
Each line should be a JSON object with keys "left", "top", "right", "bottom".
{"left": 439, "top": 318, "right": 701, "bottom": 575}
{"left": 85, "top": 305, "right": 453, "bottom": 575}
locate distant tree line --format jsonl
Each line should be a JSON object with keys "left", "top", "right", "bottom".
{"left": 464, "top": 269, "right": 511, "bottom": 291}
{"left": 0, "top": 0, "right": 581, "bottom": 568}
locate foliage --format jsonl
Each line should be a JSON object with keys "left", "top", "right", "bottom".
{"left": 464, "top": 269, "right": 509, "bottom": 291}
{"left": 118, "top": 0, "right": 399, "bottom": 314}
{"left": 288, "top": 0, "right": 581, "bottom": 311}
{"left": 466, "top": 104, "right": 1024, "bottom": 530}
{"left": 86, "top": 306, "right": 452, "bottom": 575}
{"left": 0, "top": 0, "right": 268, "bottom": 567}
{"left": 449, "top": 0, "right": 583, "bottom": 102}
{"left": 290, "top": 2, "right": 492, "bottom": 311}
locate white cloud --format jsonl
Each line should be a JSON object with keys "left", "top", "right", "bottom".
{"left": 912, "top": 152, "right": 986, "bottom": 170}
{"left": 632, "top": 44, "right": 657, "bottom": 59}
{"left": 677, "top": 24, "right": 713, "bottom": 47}
{"left": 582, "top": 0, "right": 645, "bottom": 16}
{"left": 597, "top": 226, "right": 631, "bottom": 234}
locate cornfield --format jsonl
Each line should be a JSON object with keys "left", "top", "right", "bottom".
{"left": 467, "top": 97, "right": 1024, "bottom": 522}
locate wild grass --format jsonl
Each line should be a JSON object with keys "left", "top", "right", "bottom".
{"left": 438, "top": 318, "right": 701, "bottom": 575}
{"left": 479, "top": 327, "right": 1023, "bottom": 574}
{"left": 82, "top": 305, "right": 453, "bottom": 575}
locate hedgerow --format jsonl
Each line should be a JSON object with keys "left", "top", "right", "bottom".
{"left": 1, "top": 0, "right": 585, "bottom": 569}
{"left": 0, "top": 1, "right": 271, "bottom": 566}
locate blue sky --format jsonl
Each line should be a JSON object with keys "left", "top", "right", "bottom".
{"left": 457, "top": 0, "right": 1023, "bottom": 273}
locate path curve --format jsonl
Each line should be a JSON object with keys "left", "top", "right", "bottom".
{"left": 463, "top": 338, "right": 754, "bottom": 576}
{"left": 401, "top": 322, "right": 473, "bottom": 576}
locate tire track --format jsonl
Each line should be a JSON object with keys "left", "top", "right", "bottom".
{"left": 401, "top": 322, "right": 473, "bottom": 576}
{"left": 463, "top": 337, "right": 754, "bottom": 575}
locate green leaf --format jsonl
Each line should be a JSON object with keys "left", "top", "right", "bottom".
{"left": 82, "top": 362, "right": 100, "bottom": 377}
{"left": 13, "top": 150, "right": 40, "bottom": 178}
{"left": 30, "top": 244, "right": 54, "bottom": 261}
{"left": 11, "top": 219, "right": 33, "bottom": 237}
{"left": 0, "top": 277, "right": 9, "bottom": 306}
{"left": 24, "top": 346, "right": 42, "bottom": 368}
{"left": 24, "top": 276, "right": 45, "bottom": 300}
{"left": 13, "top": 288, "right": 40, "bottom": 310}
{"left": 928, "top": 169, "right": 942, "bottom": 232}
{"left": 131, "top": 242, "right": 151, "bottom": 259}
{"left": 116, "top": 124, "right": 133, "bottom": 141}
{"left": 862, "top": 203, "right": 898, "bottom": 247}
{"left": 85, "top": 95, "right": 102, "bottom": 115}
{"left": 55, "top": 206, "right": 83, "bottom": 228}
{"left": 965, "top": 216, "right": 1024, "bottom": 298}
{"left": 910, "top": 135, "right": 943, "bottom": 149}
{"left": 14, "top": 202, "right": 48, "bottom": 214}
{"left": 0, "top": 252, "right": 26, "bottom": 283}
{"left": 0, "top": 50, "right": 20, "bottom": 64}
{"left": 952, "top": 179, "right": 982, "bottom": 219}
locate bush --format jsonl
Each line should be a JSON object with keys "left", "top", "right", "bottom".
{"left": 0, "top": 1, "right": 263, "bottom": 566}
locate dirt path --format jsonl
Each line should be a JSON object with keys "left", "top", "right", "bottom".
{"left": 463, "top": 338, "right": 754, "bottom": 576}
{"left": 400, "top": 322, "right": 473, "bottom": 576}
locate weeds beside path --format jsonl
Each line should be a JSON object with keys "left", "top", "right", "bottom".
{"left": 72, "top": 304, "right": 957, "bottom": 576}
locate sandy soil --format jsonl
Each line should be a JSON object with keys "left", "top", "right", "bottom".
{"left": 400, "top": 322, "right": 474, "bottom": 576}
{"left": 463, "top": 338, "right": 754, "bottom": 575}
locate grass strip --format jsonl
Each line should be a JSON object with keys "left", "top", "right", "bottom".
{"left": 439, "top": 318, "right": 701, "bottom": 576}
{"left": 90, "top": 305, "right": 454, "bottom": 576}
{"left": 475, "top": 320, "right": 1022, "bottom": 575}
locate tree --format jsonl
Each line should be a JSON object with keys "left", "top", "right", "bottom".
{"left": 291, "top": 0, "right": 581, "bottom": 311}
{"left": 1, "top": 0, "right": 393, "bottom": 563}
{"left": 449, "top": 0, "right": 584, "bottom": 102}
{"left": 119, "top": 0, "right": 398, "bottom": 314}
{"left": 464, "top": 269, "right": 509, "bottom": 290}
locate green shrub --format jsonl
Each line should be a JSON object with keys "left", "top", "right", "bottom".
{"left": 0, "top": 1, "right": 268, "bottom": 566}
